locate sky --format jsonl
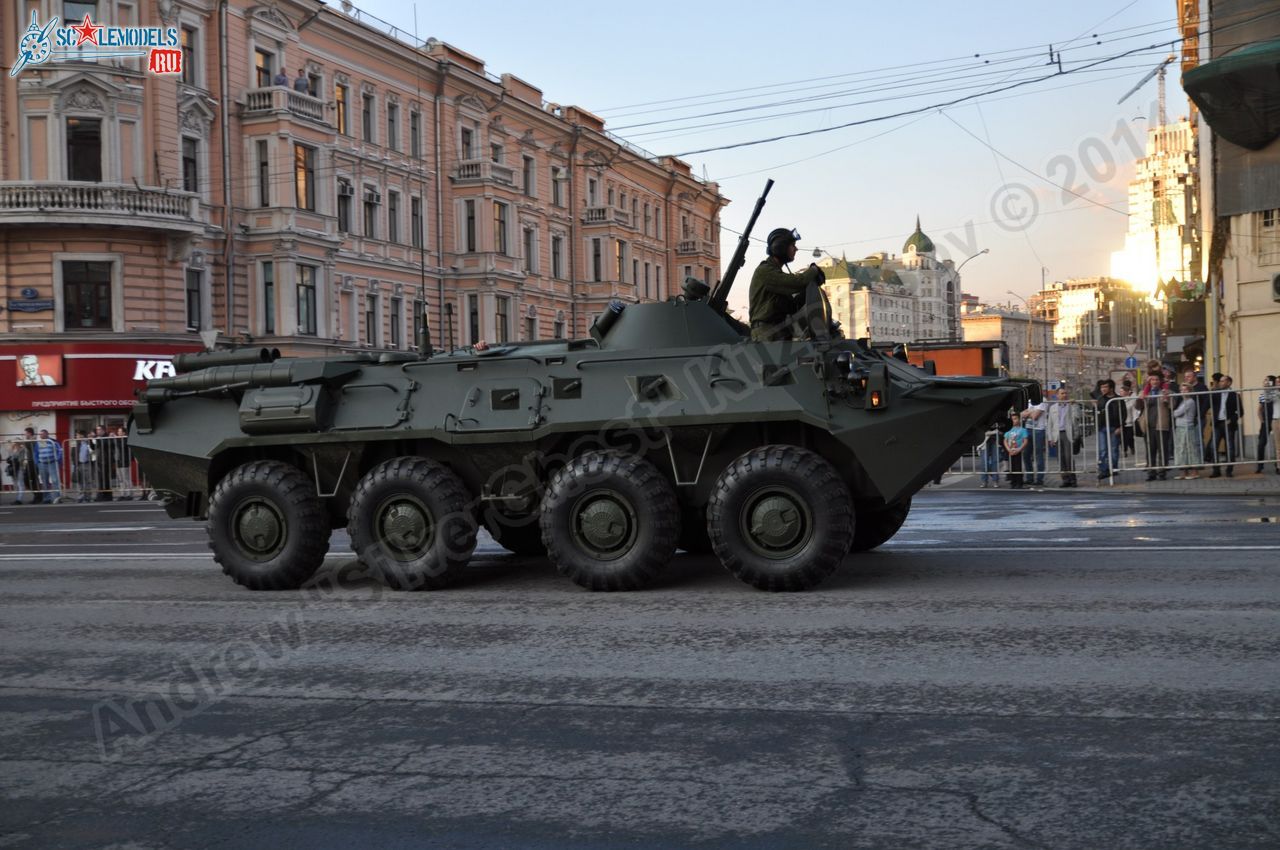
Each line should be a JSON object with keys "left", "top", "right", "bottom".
{"left": 355, "top": 0, "right": 1193, "bottom": 314}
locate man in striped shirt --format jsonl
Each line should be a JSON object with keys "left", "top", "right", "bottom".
{"left": 33, "top": 428, "right": 63, "bottom": 504}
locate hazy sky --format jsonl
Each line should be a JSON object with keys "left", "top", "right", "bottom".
{"left": 356, "top": 0, "right": 1192, "bottom": 313}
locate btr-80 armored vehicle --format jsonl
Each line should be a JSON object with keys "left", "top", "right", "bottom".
{"left": 130, "top": 183, "right": 1038, "bottom": 592}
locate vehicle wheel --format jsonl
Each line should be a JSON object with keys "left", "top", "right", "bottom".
{"left": 540, "top": 450, "right": 679, "bottom": 591}
{"left": 207, "top": 460, "right": 330, "bottom": 590}
{"left": 484, "top": 510, "right": 547, "bottom": 557}
{"left": 707, "top": 446, "right": 853, "bottom": 591}
{"left": 850, "top": 498, "right": 911, "bottom": 552}
{"left": 348, "top": 457, "right": 477, "bottom": 590}
{"left": 678, "top": 504, "right": 713, "bottom": 554}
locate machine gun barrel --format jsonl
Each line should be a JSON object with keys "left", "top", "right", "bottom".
{"left": 708, "top": 178, "right": 773, "bottom": 313}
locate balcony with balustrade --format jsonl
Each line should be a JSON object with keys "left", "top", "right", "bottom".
{"left": 582, "top": 206, "right": 632, "bottom": 228}
{"left": 0, "top": 182, "right": 203, "bottom": 233}
{"left": 451, "top": 160, "right": 515, "bottom": 187}
{"left": 676, "top": 238, "right": 716, "bottom": 256}
{"left": 241, "top": 87, "right": 330, "bottom": 127}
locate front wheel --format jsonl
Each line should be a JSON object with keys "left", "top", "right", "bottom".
{"left": 348, "top": 457, "right": 477, "bottom": 590}
{"left": 207, "top": 460, "right": 330, "bottom": 590}
{"left": 540, "top": 451, "right": 679, "bottom": 591}
{"left": 707, "top": 446, "right": 852, "bottom": 592}
{"left": 850, "top": 498, "right": 911, "bottom": 552}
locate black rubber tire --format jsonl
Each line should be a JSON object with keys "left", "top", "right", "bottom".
{"left": 206, "top": 460, "right": 330, "bottom": 590}
{"left": 540, "top": 450, "right": 679, "bottom": 591}
{"left": 850, "top": 498, "right": 912, "bottom": 552}
{"left": 678, "top": 504, "right": 714, "bottom": 554}
{"left": 707, "top": 445, "right": 853, "bottom": 592}
{"left": 348, "top": 457, "right": 477, "bottom": 591}
{"left": 484, "top": 511, "right": 547, "bottom": 557}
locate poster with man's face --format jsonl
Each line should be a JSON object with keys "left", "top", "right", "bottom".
{"left": 15, "top": 354, "right": 63, "bottom": 387}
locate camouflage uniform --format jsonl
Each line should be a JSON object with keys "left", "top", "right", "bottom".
{"left": 748, "top": 259, "right": 822, "bottom": 342}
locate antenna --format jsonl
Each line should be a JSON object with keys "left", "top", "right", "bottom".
{"left": 1117, "top": 55, "right": 1176, "bottom": 126}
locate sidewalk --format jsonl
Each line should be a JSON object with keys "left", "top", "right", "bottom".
{"left": 935, "top": 466, "right": 1280, "bottom": 496}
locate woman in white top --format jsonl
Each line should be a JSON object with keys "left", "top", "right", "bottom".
{"left": 1047, "top": 387, "right": 1078, "bottom": 487}
{"left": 1172, "top": 382, "right": 1200, "bottom": 479}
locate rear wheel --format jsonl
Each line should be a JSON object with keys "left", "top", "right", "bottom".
{"left": 348, "top": 457, "right": 477, "bottom": 590}
{"left": 207, "top": 460, "right": 330, "bottom": 590}
{"left": 540, "top": 451, "right": 679, "bottom": 591}
{"left": 850, "top": 498, "right": 911, "bottom": 552}
{"left": 707, "top": 446, "right": 852, "bottom": 592}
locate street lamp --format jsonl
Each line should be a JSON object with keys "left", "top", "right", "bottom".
{"left": 1007, "top": 289, "right": 1049, "bottom": 386}
{"left": 955, "top": 247, "right": 990, "bottom": 273}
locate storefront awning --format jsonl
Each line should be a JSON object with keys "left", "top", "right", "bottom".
{"left": 1183, "top": 38, "right": 1280, "bottom": 150}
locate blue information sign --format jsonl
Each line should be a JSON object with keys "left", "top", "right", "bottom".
{"left": 1123, "top": 356, "right": 1139, "bottom": 368}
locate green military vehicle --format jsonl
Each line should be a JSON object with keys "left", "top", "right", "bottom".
{"left": 130, "top": 183, "right": 1038, "bottom": 593}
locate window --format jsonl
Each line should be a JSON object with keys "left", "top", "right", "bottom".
{"left": 386, "top": 103, "right": 399, "bottom": 151}
{"left": 365, "top": 292, "right": 378, "bottom": 345}
{"left": 337, "top": 180, "right": 351, "bottom": 232}
{"left": 591, "top": 238, "right": 602, "bottom": 281}
{"left": 306, "top": 72, "right": 320, "bottom": 97}
{"left": 551, "top": 166, "right": 564, "bottom": 206}
{"left": 387, "top": 191, "right": 400, "bottom": 243}
{"left": 62, "top": 261, "right": 112, "bottom": 330}
{"left": 522, "top": 155, "right": 535, "bottom": 196}
{"left": 490, "top": 142, "right": 504, "bottom": 164}
{"left": 494, "top": 201, "right": 509, "bottom": 255}
{"left": 607, "top": 187, "right": 615, "bottom": 207}
{"left": 523, "top": 226, "right": 536, "bottom": 274}
{"left": 363, "top": 187, "right": 378, "bottom": 238}
{"left": 524, "top": 315, "right": 536, "bottom": 340}
{"left": 1264, "top": 209, "right": 1277, "bottom": 229}
{"left": 468, "top": 294, "right": 480, "bottom": 344}
{"left": 185, "top": 269, "right": 202, "bottom": 331}
{"left": 262, "top": 261, "right": 275, "bottom": 334}
{"left": 644, "top": 202, "right": 651, "bottom": 236}
{"left": 683, "top": 264, "right": 692, "bottom": 282}
{"left": 180, "top": 26, "right": 197, "bottom": 86}
{"left": 412, "top": 298, "right": 426, "bottom": 349}
{"left": 297, "top": 265, "right": 317, "bottom": 335}
{"left": 554, "top": 318, "right": 565, "bottom": 339}
{"left": 464, "top": 200, "right": 476, "bottom": 252}
{"left": 361, "top": 93, "right": 374, "bottom": 143}
{"left": 616, "top": 240, "right": 627, "bottom": 281}
{"left": 656, "top": 267, "right": 662, "bottom": 299}
{"left": 66, "top": 118, "right": 101, "bottom": 182}
{"left": 254, "top": 48, "right": 273, "bottom": 88}
{"left": 335, "top": 83, "right": 349, "bottom": 135}
{"left": 681, "top": 215, "right": 690, "bottom": 239}
{"left": 495, "top": 296, "right": 510, "bottom": 344}
{"left": 256, "top": 140, "right": 269, "bottom": 207}
{"left": 181, "top": 137, "right": 199, "bottom": 193}
{"left": 551, "top": 235, "right": 564, "bottom": 279}
{"left": 294, "top": 144, "right": 315, "bottom": 210}
{"left": 460, "top": 127, "right": 474, "bottom": 159}
{"left": 631, "top": 198, "right": 638, "bottom": 227}
{"left": 655, "top": 208, "right": 662, "bottom": 239}
{"left": 410, "top": 197, "right": 423, "bottom": 248}
{"left": 390, "top": 297, "right": 403, "bottom": 349}
{"left": 410, "top": 111, "right": 421, "bottom": 158}
{"left": 644, "top": 263, "right": 651, "bottom": 299}
{"left": 632, "top": 259, "right": 639, "bottom": 291}
{"left": 587, "top": 178, "right": 598, "bottom": 206}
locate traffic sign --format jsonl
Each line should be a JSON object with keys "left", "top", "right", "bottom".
{"left": 1124, "top": 355, "right": 1139, "bottom": 368}
{"left": 1124, "top": 343, "right": 1139, "bottom": 356}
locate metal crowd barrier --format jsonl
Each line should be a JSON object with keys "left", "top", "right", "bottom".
{"left": 942, "top": 383, "right": 1278, "bottom": 486}
{"left": 1, "top": 435, "right": 158, "bottom": 505}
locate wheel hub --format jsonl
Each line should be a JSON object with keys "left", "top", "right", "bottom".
{"left": 572, "top": 491, "right": 636, "bottom": 559}
{"left": 233, "top": 499, "right": 285, "bottom": 559}
{"left": 378, "top": 498, "right": 433, "bottom": 558}
{"left": 743, "top": 487, "right": 812, "bottom": 558}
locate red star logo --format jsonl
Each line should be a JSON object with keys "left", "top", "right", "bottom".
{"left": 70, "top": 14, "right": 102, "bottom": 47}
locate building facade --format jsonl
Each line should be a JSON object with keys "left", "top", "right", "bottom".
{"left": 961, "top": 307, "right": 1056, "bottom": 384}
{"left": 821, "top": 219, "right": 962, "bottom": 344}
{"left": 0, "top": 0, "right": 726, "bottom": 440}
{"left": 1028, "top": 276, "right": 1163, "bottom": 356}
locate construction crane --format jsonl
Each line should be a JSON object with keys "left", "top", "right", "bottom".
{"left": 1118, "top": 55, "right": 1177, "bottom": 126}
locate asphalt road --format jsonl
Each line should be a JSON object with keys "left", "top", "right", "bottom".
{"left": 1, "top": 492, "right": 1278, "bottom": 849}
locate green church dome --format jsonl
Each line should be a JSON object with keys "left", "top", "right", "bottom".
{"left": 903, "top": 216, "right": 934, "bottom": 254}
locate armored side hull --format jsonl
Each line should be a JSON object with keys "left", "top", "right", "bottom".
{"left": 131, "top": 299, "right": 1037, "bottom": 592}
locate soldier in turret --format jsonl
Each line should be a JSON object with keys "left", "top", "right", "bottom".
{"left": 748, "top": 228, "right": 825, "bottom": 342}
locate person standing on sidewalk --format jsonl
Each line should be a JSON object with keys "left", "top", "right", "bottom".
{"left": 979, "top": 413, "right": 1006, "bottom": 489}
{"left": 1094, "top": 380, "right": 1126, "bottom": 479}
{"left": 1172, "top": 382, "right": 1201, "bottom": 479}
{"left": 1047, "top": 387, "right": 1078, "bottom": 488}
{"left": 1004, "top": 411, "right": 1030, "bottom": 490}
{"left": 33, "top": 428, "right": 63, "bottom": 503}
{"left": 113, "top": 426, "right": 134, "bottom": 500}
{"left": 4, "top": 441, "right": 28, "bottom": 505}
{"left": 1210, "top": 375, "right": 1242, "bottom": 478}
{"left": 74, "top": 430, "right": 92, "bottom": 501}
{"left": 19, "top": 426, "right": 38, "bottom": 498}
{"left": 1023, "top": 398, "right": 1049, "bottom": 486}
{"left": 1258, "top": 376, "right": 1276, "bottom": 474}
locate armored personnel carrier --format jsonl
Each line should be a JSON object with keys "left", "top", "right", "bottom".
{"left": 130, "top": 184, "right": 1038, "bottom": 593}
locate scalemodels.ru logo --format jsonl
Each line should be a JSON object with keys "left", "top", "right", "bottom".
{"left": 10, "top": 11, "right": 181, "bottom": 77}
